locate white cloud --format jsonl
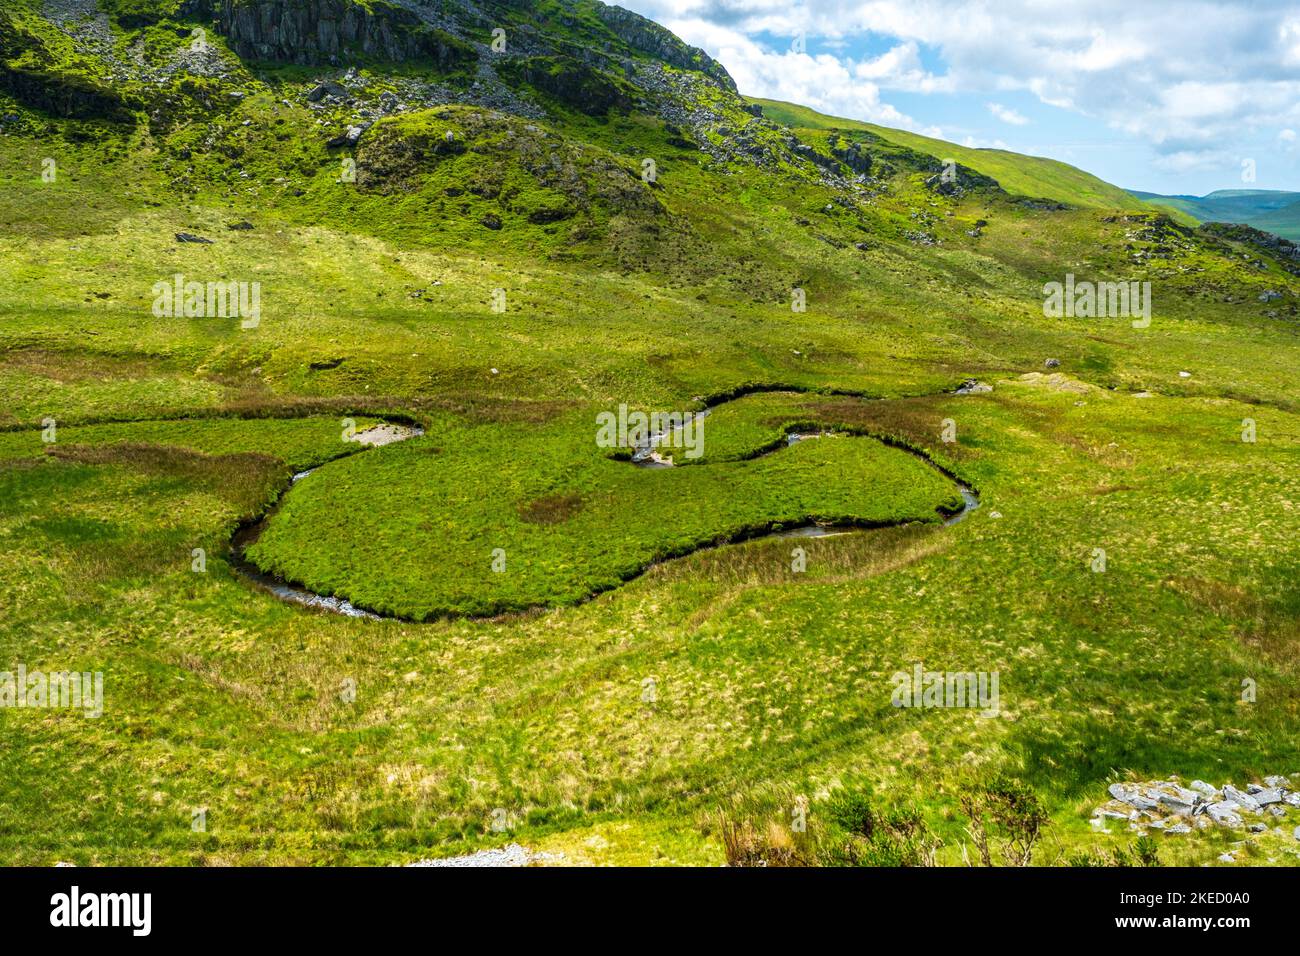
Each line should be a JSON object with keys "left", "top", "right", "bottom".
{"left": 622, "top": 1, "right": 1300, "bottom": 162}
{"left": 987, "top": 102, "right": 1029, "bottom": 126}
{"left": 962, "top": 135, "right": 1011, "bottom": 149}
{"left": 661, "top": 18, "right": 943, "bottom": 133}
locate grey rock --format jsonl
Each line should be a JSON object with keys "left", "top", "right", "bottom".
{"left": 1251, "top": 788, "right": 1283, "bottom": 806}
{"left": 1249, "top": 823, "right": 1268, "bottom": 833}
{"left": 1166, "top": 823, "right": 1192, "bottom": 834}
{"left": 1218, "top": 852, "right": 1236, "bottom": 863}
{"left": 1158, "top": 794, "right": 1197, "bottom": 815}
{"left": 1206, "top": 802, "right": 1244, "bottom": 826}
{"left": 1263, "top": 775, "right": 1287, "bottom": 788}
{"left": 1294, "top": 826, "right": 1300, "bottom": 842}
{"left": 326, "top": 124, "right": 366, "bottom": 148}
{"left": 222, "top": 1, "right": 473, "bottom": 69}
{"left": 1095, "top": 808, "right": 1130, "bottom": 821}
{"left": 1109, "top": 783, "right": 1159, "bottom": 811}
{"left": 174, "top": 232, "right": 212, "bottom": 244}
{"left": 1190, "top": 780, "right": 1219, "bottom": 797}
{"left": 307, "top": 81, "right": 348, "bottom": 103}
{"left": 408, "top": 842, "right": 538, "bottom": 867}
{"left": 1223, "top": 785, "right": 1261, "bottom": 811}
{"left": 1044, "top": 358, "right": 1061, "bottom": 368}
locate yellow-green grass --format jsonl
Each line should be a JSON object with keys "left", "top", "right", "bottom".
{"left": 2, "top": 21, "right": 1299, "bottom": 865}
{"left": 1, "top": 375, "right": 1296, "bottom": 865}
{"left": 244, "top": 396, "right": 963, "bottom": 618}
{"left": 752, "top": 97, "right": 1183, "bottom": 219}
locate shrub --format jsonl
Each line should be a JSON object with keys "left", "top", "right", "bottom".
{"left": 960, "top": 774, "right": 1049, "bottom": 866}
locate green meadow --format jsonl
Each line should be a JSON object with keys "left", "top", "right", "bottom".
{"left": 0, "top": 0, "right": 1296, "bottom": 866}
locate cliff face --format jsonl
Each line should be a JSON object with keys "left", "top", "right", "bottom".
{"left": 594, "top": 3, "right": 736, "bottom": 93}
{"left": 217, "top": 0, "right": 473, "bottom": 67}
{"left": 213, "top": 1, "right": 736, "bottom": 94}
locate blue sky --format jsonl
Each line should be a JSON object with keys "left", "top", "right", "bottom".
{"left": 618, "top": 0, "right": 1300, "bottom": 196}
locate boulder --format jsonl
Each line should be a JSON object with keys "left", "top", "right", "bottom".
{"left": 1223, "top": 785, "right": 1261, "bottom": 811}
{"left": 1206, "top": 802, "right": 1243, "bottom": 826}
{"left": 1109, "top": 783, "right": 1158, "bottom": 811}
{"left": 326, "top": 123, "right": 367, "bottom": 147}
{"left": 1156, "top": 786, "right": 1199, "bottom": 815}
{"left": 307, "top": 81, "right": 348, "bottom": 103}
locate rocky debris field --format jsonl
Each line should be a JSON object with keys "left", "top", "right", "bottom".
{"left": 406, "top": 843, "right": 564, "bottom": 867}
{"left": 1094, "top": 775, "right": 1300, "bottom": 848}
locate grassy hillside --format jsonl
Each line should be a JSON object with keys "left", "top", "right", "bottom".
{"left": 753, "top": 97, "right": 1162, "bottom": 215}
{"left": 1, "top": 0, "right": 1298, "bottom": 867}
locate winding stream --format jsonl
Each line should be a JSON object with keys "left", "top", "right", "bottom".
{"left": 229, "top": 424, "right": 422, "bottom": 620}
{"left": 230, "top": 396, "right": 980, "bottom": 619}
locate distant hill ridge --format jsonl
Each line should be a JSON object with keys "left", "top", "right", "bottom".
{"left": 1130, "top": 188, "right": 1300, "bottom": 241}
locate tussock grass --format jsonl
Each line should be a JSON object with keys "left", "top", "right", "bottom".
{"left": 1, "top": 8, "right": 1298, "bottom": 863}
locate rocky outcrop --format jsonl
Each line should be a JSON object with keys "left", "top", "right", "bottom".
{"left": 832, "top": 142, "right": 872, "bottom": 176}
{"left": 0, "top": 13, "right": 133, "bottom": 120}
{"left": 498, "top": 56, "right": 633, "bottom": 116}
{"left": 595, "top": 2, "right": 736, "bottom": 93}
{"left": 1201, "top": 221, "right": 1300, "bottom": 276}
{"left": 1095, "top": 775, "right": 1300, "bottom": 839}
{"left": 0, "top": 63, "right": 132, "bottom": 121}
{"left": 217, "top": 0, "right": 475, "bottom": 67}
